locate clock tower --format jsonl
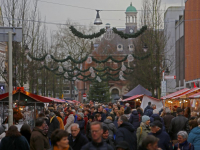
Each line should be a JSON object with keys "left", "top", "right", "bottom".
{"left": 125, "top": 3, "right": 137, "bottom": 34}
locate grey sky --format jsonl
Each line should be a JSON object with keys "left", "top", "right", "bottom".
{"left": 37, "top": 0, "right": 184, "bottom": 32}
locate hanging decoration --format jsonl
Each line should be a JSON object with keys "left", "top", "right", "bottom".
{"left": 89, "top": 67, "right": 94, "bottom": 73}
{"left": 121, "top": 65, "right": 126, "bottom": 71}
{"left": 69, "top": 26, "right": 106, "bottom": 39}
{"left": 104, "top": 28, "right": 115, "bottom": 41}
{"left": 73, "top": 77, "right": 77, "bottom": 80}
{"left": 91, "top": 72, "right": 96, "bottom": 78}
{"left": 112, "top": 25, "right": 147, "bottom": 39}
{"left": 58, "top": 65, "right": 64, "bottom": 73}
{"left": 45, "top": 54, "right": 52, "bottom": 62}
{"left": 62, "top": 61, "right": 68, "bottom": 68}
{"left": 64, "top": 72, "right": 68, "bottom": 78}
{"left": 119, "top": 75, "right": 126, "bottom": 81}
{"left": 119, "top": 71, "right": 124, "bottom": 76}
{"left": 127, "top": 54, "right": 134, "bottom": 62}
{"left": 86, "top": 56, "right": 92, "bottom": 64}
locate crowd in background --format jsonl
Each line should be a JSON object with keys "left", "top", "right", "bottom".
{"left": 0, "top": 100, "right": 200, "bottom": 150}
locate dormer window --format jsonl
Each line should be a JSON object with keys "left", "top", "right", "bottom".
{"left": 128, "top": 44, "right": 134, "bottom": 51}
{"left": 117, "top": 44, "right": 123, "bottom": 51}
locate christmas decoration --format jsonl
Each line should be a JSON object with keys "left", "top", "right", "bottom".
{"left": 121, "top": 65, "right": 127, "bottom": 71}
{"left": 104, "top": 28, "right": 115, "bottom": 41}
{"left": 127, "top": 54, "right": 134, "bottom": 62}
{"left": 86, "top": 56, "right": 92, "bottom": 64}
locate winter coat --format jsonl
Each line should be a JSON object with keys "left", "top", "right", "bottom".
{"left": 81, "top": 140, "right": 114, "bottom": 150}
{"left": 174, "top": 140, "right": 194, "bottom": 150}
{"left": 47, "top": 116, "right": 60, "bottom": 138}
{"left": 30, "top": 127, "right": 50, "bottom": 150}
{"left": 86, "top": 121, "right": 92, "bottom": 141}
{"left": 136, "top": 122, "right": 151, "bottom": 148}
{"left": 144, "top": 105, "right": 151, "bottom": 113}
{"left": 56, "top": 116, "right": 64, "bottom": 130}
{"left": 144, "top": 107, "right": 153, "bottom": 117}
{"left": 169, "top": 115, "right": 190, "bottom": 140}
{"left": 104, "top": 137, "right": 115, "bottom": 149}
{"left": 75, "top": 119, "right": 85, "bottom": 135}
{"left": 150, "top": 114, "right": 166, "bottom": 131}
{"left": 102, "top": 119, "right": 117, "bottom": 138}
{"left": 149, "top": 129, "right": 173, "bottom": 150}
{"left": 129, "top": 110, "right": 140, "bottom": 129}
{"left": 69, "top": 131, "right": 89, "bottom": 150}
{"left": 116, "top": 122, "right": 137, "bottom": 150}
{"left": 65, "top": 114, "right": 75, "bottom": 134}
{"left": 0, "top": 135, "right": 29, "bottom": 150}
{"left": 188, "top": 126, "right": 200, "bottom": 150}
{"left": 20, "top": 130, "right": 31, "bottom": 144}
{"left": 163, "top": 113, "right": 174, "bottom": 133}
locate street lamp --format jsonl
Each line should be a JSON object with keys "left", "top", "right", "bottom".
{"left": 94, "top": 10, "right": 103, "bottom": 25}
{"left": 165, "top": 67, "right": 170, "bottom": 74}
{"left": 143, "top": 44, "right": 148, "bottom": 52}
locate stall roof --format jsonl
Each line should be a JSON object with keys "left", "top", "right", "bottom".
{"left": 189, "top": 92, "right": 200, "bottom": 99}
{"left": 172, "top": 88, "right": 200, "bottom": 99}
{"left": 121, "top": 94, "right": 144, "bottom": 102}
{"left": 123, "top": 84, "right": 152, "bottom": 99}
{"left": 41, "top": 96, "right": 65, "bottom": 103}
{"left": 0, "top": 90, "right": 52, "bottom": 103}
{"left": 161, "top": 88, "right": 190, "bottom": 100}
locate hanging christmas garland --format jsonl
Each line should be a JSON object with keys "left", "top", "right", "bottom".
{"left": 69, "top": 26, "right": 106, "bottom": 39}
{"left": 51, "top": 55, "right": 88, "bottom": 63}
{"left": 28, "top": 53, "right": 47, "bottom": 61}
{"left": 112, "top": 25, "right": 147, "bottom": 39}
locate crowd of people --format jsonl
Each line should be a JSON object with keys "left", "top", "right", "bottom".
{"left": 0, "top": 100, "right": 200, "bottom": 150}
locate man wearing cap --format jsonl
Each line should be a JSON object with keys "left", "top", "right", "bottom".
{"left": 169, "top": 107, "right": 190, "bottom": 144}
{"left": 149, "top": 120, "right": 172, "bottom": 150}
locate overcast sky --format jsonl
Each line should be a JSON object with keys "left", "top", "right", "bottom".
{"left": 37, "top": 0, "right": 184, "bottom": 32}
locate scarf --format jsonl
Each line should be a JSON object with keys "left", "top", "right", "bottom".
{"left": 50, "top": 116, "right": 55, "bottom": 123}
{"left": 53, "top": 145, "right": 69, "bottom": 150}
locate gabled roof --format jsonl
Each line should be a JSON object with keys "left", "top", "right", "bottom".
{"left": 123, "top": 84, "right": 152, "bottom": 99}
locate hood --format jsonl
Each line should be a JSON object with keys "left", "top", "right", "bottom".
{"left": 104, "top": 119, "right": 112, "bottom": 124}
{"left": 151, "top": 114, "right": 159, "bottom": 118}
{"left": 120, "top": 122, "right": 135, "bottom": 132}
{"left": 191, "top": 126, "right": 200, "bottom": 134}
{"left": 132, "top": 110, "right": 138, "bottom": 115}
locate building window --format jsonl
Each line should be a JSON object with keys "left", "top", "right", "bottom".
{"left": 38, "top": 78, "right": 42, "bottom": 84}
{"left": 63, "top": 90, "right": 70, "bottom": 94}
{"left": 128, "top": 44, "right": 134, "bottom": 51}
{"left": 117, "top": 44, "right": 123, "bottom": 51}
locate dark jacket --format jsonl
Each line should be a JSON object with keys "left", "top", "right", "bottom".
{"left": 150, "top": 114, "right": 165, "bottom": 131}
{"left": 30, "top": 127, "right": 50, "bottom": 150}
{"left": 86, "top": 121, "right": 92, "bottom": 141}
{"left": 116, "top": 122, "right": 137, "bottom": 150}
{"left": 68, "top": 132, "right": 89, "bottom": 150}
{"left": 138, "top": 145, "right": 148, "bottom": 150}
{"left": 75, "top": 119, "right": 85, "bottom": 135}
{"left": 129, "top": 110, "right": 140, "bottom": 129}
{"left": 174, "top": 141, "right": 194, "bottom": 150}
{"left": 104, "top": 137, "right": 115, "bottom": 149}
{"left": 149, "top": 129, "right": 172, "bottom": 150}
{"left": 163, "top": 113, "right": 174, "bottom": 133}
{"left": 81, "top": 140, "right": 114, "bottom": 150}
{"left": 144, "top": 105, "right": 151, "bottom": 113}
{"left": 20, "top": 130, "right": 31, "bottom": 144}
{"left": 102, "top": 119, "right": 117, "bottom": 138}
{"left": 169, "top": 115, "right": 190, "bottom": 140}
{"left": 144, "top": 107, "right": 153, "bottom": 117}
{"left": 47, "top": 116, "right": 60, "bottom": 138}
{"left": 0, "top": 135, "right": 29, "bottom": 150}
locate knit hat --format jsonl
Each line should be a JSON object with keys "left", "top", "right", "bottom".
{"left": 142, "top": 115, "right": 150, "bottom": 123}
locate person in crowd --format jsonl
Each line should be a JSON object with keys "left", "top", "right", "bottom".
{"left": 162, "top": 107, "right": 174, "bottom": 133}
{"left": 68, "top": 123, "right": 88, "bottom": 150}
{"left": 102, "top": 126, "right": 115, "bottom": 149}
{"left": 129, "top": 109, "right": 140, "bottom": 129}
{"left": 72, "top": 109, "right": 77, "bottom": 122}
{"left": 169, "top": 107, "right": 190, "bottom": 144}
{"left": 30, "top": 118, "right": 50, "bottom": 150}
{"left": 90, "top": 106, "right": 95, "bottom": 117}
{"left": 60, "top": 112, "right": 65, "bottom": 121}
{"left": 75, "top": 112, "right": 85, "bottom": 135}
{"left": 64, "top": 110, "right": 75, "bottom": 134}
{"left": 149, "top": 120, "right": 172, "bottom": 150}
{"left": 144, "top": 102, "right": 151, "bottom": 113}
{"left": 86, "top": 115, "right": 94, "bottom": 141}
{"left": 94, "top": 113, "right": 102, "bottom": 122}
{"left": 110, "top": 107, "right": 119, "bottom": 121}
{"left": 20, "top": 123, "right": 32, "bottom": 144}
{"left": 136, "top": 115, "right": 151, "bottom": 149}
{"left": 85, "top": 109, "right": 91, "bottom": 118}
{"left": 187, "top": 118, "right": 200, "bottom": 150}
{"left": 0, "top": 125, "right": 6, "bottom": 143}
{"left": 137, "top": 107, "right": 144, "bottom": 121}
{"left": 138, "top": 135, "right": 160, "bottom": 150}
{"left": 116, "top": 115, "right": 137, "bottom": 150}
{"left": 96, "top": 105, "right": 107, "bottom": 122}
{"left": 49, "top": 129, "right": 72, "bottom": 150}
{"left": 124, "top": 103, "right": 130, "bottom": 110}
{"left": 144, "top": 104, "right": 156, "bottom": 117}
{"left": 108, "top": 104, "right": 113, "bottom": 113}
{"left": 0, "top": 125, "right": 29, "bottom": 150}
{"left": 103, "top": 108, "right": 110, "bottom": 117}
{"left": 174, "top": 131, "right": 194, "bottom": 150}
{"left": 38, "top": 112, "right": 49, "bottom": 135}
{"left": 124, "top": 106, "right": 132, "bottom": 120}
{"left": 81, "top": 121, "right": 113, "bottom": 150}
{"left": 44, "top": 110, "right": 50, "bottom": 126}
{"left": 188, "top": 120, "right": 198, "bottom": 130}
{"left": 184, "top": 107, "right": 191, "bottom": 118}
{"left": 116, "top": 141, "right": 130, "bottom": 150}
{"left": 83, "top": 111, "right": 88, "bottom": 133}
{"left": 47, "top": 112, "right": 60, "bottom": 140}
{"left": 102, "top": 116, "right": 117, "bottom": 139}
{"left": 150, "top": 109, "right": 165, "bottom": 131}
{"left": 120, "top": 106, "right": 125, "bottom": 113}
{"left": 114, "top": 110, "right": 124, "bottom": 128}
{"left": 54, "top": 111, "right": 64, "bottom": 130}
{"left": 190, "top": 112, "right": 198, "bottom": 120}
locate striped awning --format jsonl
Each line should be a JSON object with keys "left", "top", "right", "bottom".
{"left": 161, "top": 88, "right": 190, "bottom": 100}
{"left": 121, "top": 94, "right": 144, "bottom": 102}
{"left": 172, "top": 87, "right": 200, "bottom": 99}
{"left": 189, "top": 92, "right": 200, "bottom": 99}
{"left": 42, "top": 97, "right": 65, "bottom": 103}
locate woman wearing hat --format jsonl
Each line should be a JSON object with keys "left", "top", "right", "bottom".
{"left": 136, "top": 115, "right": 151, "bottom": 149}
